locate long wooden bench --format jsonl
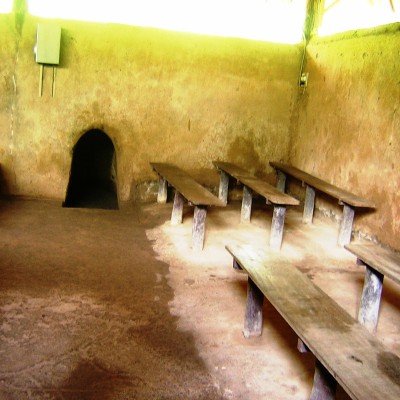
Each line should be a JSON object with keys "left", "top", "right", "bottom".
{"left": 269, "top": 162, "right": 376, "bottom": 246}
{"left": 150, "top": 163, "right": 225, "bottom": 251}
{"left": 226, "top": 243, "right": 400, "bottom": 400}
{"left": 345, "top": 242, "right": 400, "bottom": 333}
{"left": 213, "top": 161, "right": 299, "bottom": 250}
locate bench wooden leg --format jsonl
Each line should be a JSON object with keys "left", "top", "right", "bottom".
{"left": 310, "top": 360, "right": 337, "bottom": 400}
{"left": 233, "top": 259, "right": 242, "bottom": 270}
{"left": 276, "top": 170, "right": 287, "bottom": 192}
{"left": 157, "top": 177, "right": 168, "bottom": 203}
{"left": 357, "top": 261, "right": 384, "bottom": 333}
{"left": 218, "top": 171, "right": 229, "bottom": 205}
{"left": 243, "top": 277, "right": 264, "bottom": 338}
{"left": 171, "top": 190, "right": 184, "bottom": 225}
{"left": 192, "top": 206, "right": 207, "bottom": 251}
{"left": 241, "top": 186, "right": 252, "bottom": 223}
{"left": 303, "top": 185, "right": 315, "bottom": 224}
{"left": 270, "top": 206, "right": 286, "bottom": 250}
{"left": 338, "top": 203, "right": 355, "bottom": 246}
{"left": 297, "top": 338, "right": 310, "bottom": 353}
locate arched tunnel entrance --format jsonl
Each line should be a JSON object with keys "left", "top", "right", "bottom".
{"left": 64, "top": 130, "right": 119, "bottom": 210}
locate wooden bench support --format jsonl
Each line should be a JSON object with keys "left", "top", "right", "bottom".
{"left": 276, "top": 170, "right": 287, "bottom": 193}
{"left": 357, "top": 261, "right": 384, "bottom": 333}
{"left": 157, "top": 177, "right": 168, "bottom": 204}
{"left": 218, "top": 170, "right": 229, "bottom": 205}
{"left": 171, "top": 190, "right": 184, "bottom": 225}
{"left": 241, "top": 186, "right": 253, "bottom": 223}
{"left": 243, "top": 277, "right": 264, "bottom": 338}
{"left": 310, "top": 360, "right": 337, "bottom": 400}
{"left": 338, "top": 204, "right": 355, "bottom": 246}
{"left": 345, "top": 242, "right": 400, "bottom": 333}
{"left": 303, "top": 185, "right": 316, "bottom": 224}
{"left": 192, "top": 206, "right": 207, "bottom": 251}
{"left": 270, "top": 206, "right": 286, "bottom": 250}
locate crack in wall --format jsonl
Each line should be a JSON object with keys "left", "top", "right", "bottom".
{"left": 9, "top": 34, "right": 19, "bottom": 189}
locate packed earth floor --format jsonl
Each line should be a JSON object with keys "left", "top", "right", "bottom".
{"left": 0, "top": 197, "right": 399, "bottom": 399}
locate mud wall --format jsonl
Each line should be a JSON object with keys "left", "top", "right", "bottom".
{"left": 0, "top": 12, "right": 301, "bottom": 203}
{"left": 289, "top": 25, "right": 400, "bottom": 248}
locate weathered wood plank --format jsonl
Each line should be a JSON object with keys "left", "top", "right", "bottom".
{"left": 269, "top": 161, "right": 376, "bottom": 209}
{"left": 151, "top": 163, "right": 225, "bottom": 207}
{"left": 214, "top": 161, "right": 299, "bottom": 206}
{"left": 226, "top": 243, "right": 400, "bottom": 400}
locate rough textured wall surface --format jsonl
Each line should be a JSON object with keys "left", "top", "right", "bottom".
{"left": 0, "top": 12, "right": 301, "bottom": 203}
{"left": 289, "top": 24, "right": 400, "bottom": 249}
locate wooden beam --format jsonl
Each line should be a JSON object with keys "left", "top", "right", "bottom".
{"left": 171, "top": 190, "right": 184, "bottom": 225}
{"left": 241, "top": 186, "right": 253, "bottom": 223}
{"left": 192, "top": 206, "right": 207, "bottom": 251}
{"left": 157, "top": 177, "right": 168, "bottom": 203}
{"left": 218, "top": 170, "right": 229, "bottom": 205}
{"left": 304, "top": 0, "right": 326, "bottom": 41}
{"left": 243, "top": 277, "right": 264, "bottom": 338}
{"left": 303, "top": 185, "right": 316, "bottom": 224}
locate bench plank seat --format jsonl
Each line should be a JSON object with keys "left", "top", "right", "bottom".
{"left": 270, "top": 162, "right": 375, "bottom": 208}
{"left": 270, "top": 161, "right": 376, "bottom": 246}
{"left": 151, "top": 163, "right": 225, "bottom": 251}
{"left": 213, "top": 161, "right": 299, "bottom": 250}
{"left": 345, "top": 242, "right": 400, "bottom": 332}
{"left": 346, "top": 243, "right": 400, "bottom": 284}
{"left": 226, "top": 243, "right": 400, "bottom": 400}
{"left": 214, "top": 162, "right": 299, "bottom": 206}
{"left": 151, "top": 163, "right": 224, "bottom": 207}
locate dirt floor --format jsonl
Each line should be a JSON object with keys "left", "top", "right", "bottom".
{"left": 0, "top": 198, "right": 399, "bottom": 399}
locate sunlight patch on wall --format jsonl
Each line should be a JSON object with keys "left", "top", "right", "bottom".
{"left": 0, "top": 0, "right": 13, "bottom": 13}
{"left": 27, "top": 0, "right": 307, "bottom": 44}
{"left": 319, "top": 0, "right": 400, "bottom": 36}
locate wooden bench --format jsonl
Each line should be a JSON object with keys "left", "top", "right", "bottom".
{"left": 345, "top": 242, "right": 400, "bottom": 333}
{"left": 213, "top": 161, "right": 299, "bottom": 250}
{"left": 226, "top": 243, "right": 400, "bottom": 400}
{"left": 269, "top": 162, "right": 376, "bottom": 246}
{"left": 150, "top": 163, "right": 225, "bottom": 251}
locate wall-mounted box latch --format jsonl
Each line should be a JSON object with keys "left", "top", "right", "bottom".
{"left": 35, "top": 24, "right": 61, "bottom": 65}
{"left": 34, "top": 24, "right": 61, "bottom": 97}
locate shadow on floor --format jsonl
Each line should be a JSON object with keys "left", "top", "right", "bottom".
{"left": 0, "top": 199, "right": 223, "bottom": 399}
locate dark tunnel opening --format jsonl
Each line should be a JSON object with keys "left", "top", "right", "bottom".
{"left": 64, "top": 130, "right": 119, "bottom": 210}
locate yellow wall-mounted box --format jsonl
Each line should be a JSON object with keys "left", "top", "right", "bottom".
{"left": 35, "top": 24, "right": 61, "bottom": 65}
